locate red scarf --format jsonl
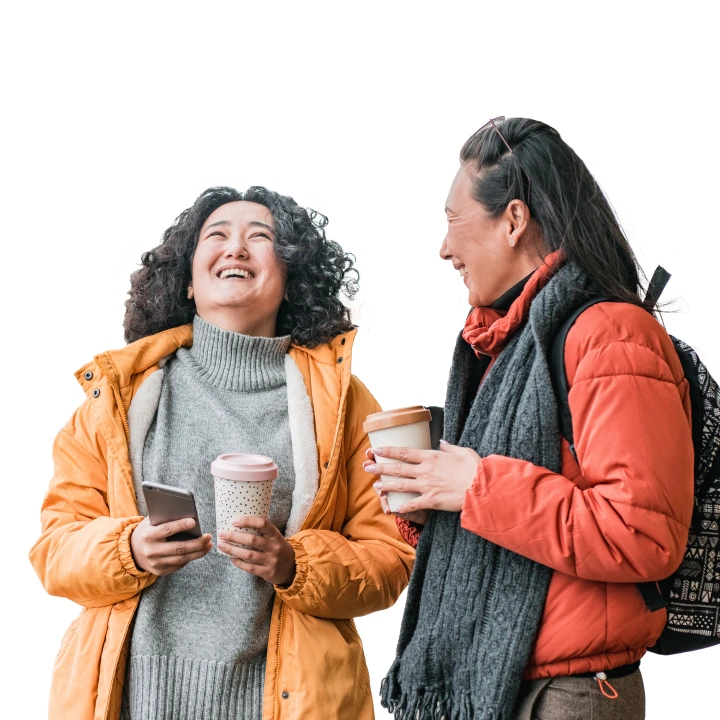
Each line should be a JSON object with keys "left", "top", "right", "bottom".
{"left": 462, "top": 250, "right": 564, "bottom": 359}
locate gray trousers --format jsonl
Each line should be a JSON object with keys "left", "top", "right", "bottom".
{"left": 514, "top": 670, "right": 645, "bottom": 720}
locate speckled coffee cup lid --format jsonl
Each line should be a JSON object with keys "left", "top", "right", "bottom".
{"left": 363, "top": 406, "right": 432, "bottom": 433}
{"left": 211, "top": 453, "right": 278, "bottom": 482}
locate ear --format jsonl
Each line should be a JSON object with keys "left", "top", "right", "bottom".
{"left": 505, "top": 199, "right": 531, "bottom": 247}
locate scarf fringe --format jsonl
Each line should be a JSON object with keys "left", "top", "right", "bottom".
{"left": 381, "top": 674, "right": 501, "bottom": 720}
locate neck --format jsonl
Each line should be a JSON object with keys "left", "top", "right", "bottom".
{"left": 195, "top": 309, "right": 278, "bottom": 338}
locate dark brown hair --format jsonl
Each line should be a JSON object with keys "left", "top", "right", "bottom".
{"left": 460, "top": 118, "right": 644, "bottom": 305}
{"left": 123, "top": 186, "right": 358, "bottom": 346}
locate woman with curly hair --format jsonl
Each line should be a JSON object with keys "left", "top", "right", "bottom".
{"left": 30, "top": 186, "right": 414, "bottom": 720}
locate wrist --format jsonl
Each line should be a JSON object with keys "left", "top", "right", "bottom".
{"left": 276, "top": 560, "right": 297, "bottom": 588}
{"left": 122, "top": 521, "right": 149, "bottom": 576}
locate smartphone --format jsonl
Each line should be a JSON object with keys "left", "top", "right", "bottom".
{"left": 141, "top": 481, "right": 203, "bottom": 541}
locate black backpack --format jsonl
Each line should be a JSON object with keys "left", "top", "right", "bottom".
{"left": 550, "top": 267, "right": 720, "bottom": 655}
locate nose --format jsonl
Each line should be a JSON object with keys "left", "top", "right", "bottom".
{"left": 225, "top": 231, "right": 249, "bottom": 258}
{"left": 439, "top": 234, "right": 451, "bottom": 260}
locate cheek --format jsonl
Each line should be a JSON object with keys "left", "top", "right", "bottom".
{"left": 447, "top": 225, "right": 482, "bottom": 263}
{"left": 191, "top": 243, "right": 215, "bottom": 278}
{"left": 258, "top": 248, "right": 288, "bottom": 295}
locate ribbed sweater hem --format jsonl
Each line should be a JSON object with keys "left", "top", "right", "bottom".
{"left": 120, "top": 654, "right": 266, "bottom": 720}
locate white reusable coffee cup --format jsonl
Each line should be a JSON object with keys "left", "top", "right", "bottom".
{"left": 211, "top": 453, "right": 277, "bottom": 556}
{"left": 363, "top": 406, "right": 432, "bottom": 512}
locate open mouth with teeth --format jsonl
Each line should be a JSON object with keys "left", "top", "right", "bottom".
{"left": 458, "top": 266, "right": 467, "bottom": 277}
{"left": 218, "top": 268, "right": 255, "bottom": 280}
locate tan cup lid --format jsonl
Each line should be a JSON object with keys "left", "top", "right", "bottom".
{"left": 363, "top": 406, "right": 432, "bottom": 433}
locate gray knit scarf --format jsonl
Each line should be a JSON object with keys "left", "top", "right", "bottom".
{"left": 380, "top": 263, "right": 594, "bottom": 719}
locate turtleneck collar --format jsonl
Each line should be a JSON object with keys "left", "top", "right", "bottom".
{"left": 462, "top": 250, "right": 564, "bottom": 359}
{"left": 177, "top": 315, "right": 291, "bottom": 392}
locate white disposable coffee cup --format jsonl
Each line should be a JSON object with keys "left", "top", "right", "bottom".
{"left": 211, "top": 453, "right": 277, "bottom": 556}
{"left": 363, "top": 406, "right": 432, "bottom": 513}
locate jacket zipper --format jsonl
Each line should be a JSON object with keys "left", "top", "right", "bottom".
{"left": 96, "top": 355, "right": 131, "bottom": 442}
{"left": 310, "top": 446, "right": 343, "bottom": 530}
{"left": 272, "top": 600, "right": 286, "bottom": 718}
{"left": 103, "top": 604, "right": 138, "bottom": 720}
{"left": 272, "top": 446, "right": 344, "bottom": 717}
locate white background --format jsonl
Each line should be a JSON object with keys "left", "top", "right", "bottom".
{"left": 0, "top": 50, "right": 720, "bottom": 718}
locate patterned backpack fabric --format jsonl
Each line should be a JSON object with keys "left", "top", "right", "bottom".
{"left": 653, "top": 337, "right": 720, "bottom": 653}
{"left": 549, "top": 267, "right": 720, "bottom": 655}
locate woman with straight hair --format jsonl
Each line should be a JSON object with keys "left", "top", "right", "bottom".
{"left": 366, "top": 118, "right": 694, "bottom": 719}
{"left": 30, "top": 185, "right": 414, "bottom": 720}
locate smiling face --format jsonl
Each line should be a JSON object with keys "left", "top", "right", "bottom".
{"left": 440, "top": 163, "right": 542, "bottom": 308}
{"left": 189, "top": 201, "right": 287, "bottom": 336}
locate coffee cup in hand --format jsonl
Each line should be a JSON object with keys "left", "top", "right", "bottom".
{"left": 363, "top": 406, "right": 432, "bottom": 512}
{"left": 211, "top": 453, "right": 277, "bottom": 556}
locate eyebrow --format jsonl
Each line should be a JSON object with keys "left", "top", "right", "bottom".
{"left": 203, "top": 219, "right": 275, "bottom": 234}
{"left": 247, "top": 220, "right": 275, "bottom": 234}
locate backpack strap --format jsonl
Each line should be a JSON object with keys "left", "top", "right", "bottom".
{"left": 643, "top": 266, "right": 672, "bottom": 311}
{"left": 549, "top": 297, "right": 613, "bottom": 462}
{"left": 548, "top": 295, "right": 668, "bottom": 613}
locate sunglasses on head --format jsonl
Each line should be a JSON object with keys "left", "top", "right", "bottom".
{"left": 470, "top": 116, "right": 530, "bottom": 207}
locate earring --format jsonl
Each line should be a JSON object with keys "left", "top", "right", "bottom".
{"left": 509, "top": 239, "right": 516, "bottom": 247}
{"left": 187, "top": 287, "right": 194, "bottom": 300}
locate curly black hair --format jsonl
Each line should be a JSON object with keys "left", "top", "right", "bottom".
{"left": 123, "top": 186, "right": 359, "bottom": 347}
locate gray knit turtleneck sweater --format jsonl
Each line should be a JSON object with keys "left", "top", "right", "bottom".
{"left": 121, "top": 316, "right": 295, "bottom": 720}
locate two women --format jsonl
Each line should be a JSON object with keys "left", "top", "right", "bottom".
{"left": 33, "top": 117, "right": 695, "bottom": 720}
{"left": 29, "top": 186, "right": 414, "bottom": 720}
{"left": 368, "top": 118, "right": 694, "bottom": 719}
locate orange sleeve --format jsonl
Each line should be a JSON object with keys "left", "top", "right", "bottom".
{"left": 28, "top": 403, "right": 156, "bottom": 607}
{"left": 460, "top": 309, "right": 694, "bottom": 583}
{"left": 396, "top": 517, "right": 422, "bottom": 548}
{"left": 275, "top": 376, "right": 414, "bottom": 618}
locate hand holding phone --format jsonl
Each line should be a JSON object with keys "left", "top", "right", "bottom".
{"left": 130, "top": 482, "right": 212, "bottom": 576}
{"left": 130, "top": 517, "right": 212, "bottom": 576}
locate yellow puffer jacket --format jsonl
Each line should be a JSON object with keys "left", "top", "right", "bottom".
{"left": 29, "top": 325, "right": 414, "bottom": 720}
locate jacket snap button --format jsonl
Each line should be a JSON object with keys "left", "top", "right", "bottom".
{"left": 337, "top": 357, "right": 343, "bottom": 364}
{"left": 341, "top": 338, "right": 346, "bottom": 345}
{"left": 281, "top": 691, "right": 289, "bottom": 699}
{"left": 84, "top": 371, "right": 93, "bottom": 381}
{"left": 92, "top": 388, "right": 100, "bottom": 398}
{"left": 324, "top": 462, "right": 329, "bottom": 469}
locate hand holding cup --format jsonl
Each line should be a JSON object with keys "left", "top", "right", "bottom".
{"left": 218, "top": 515, "right": 296, "bottom": 586}
{"left": 363, "top": 406, "right": 432, "bottom": 518}
{"left": 365, "top": 448, "right": 431, "bottom": 525}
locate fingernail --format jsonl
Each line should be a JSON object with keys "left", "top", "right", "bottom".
{"left": 373, "top": 448, "right": 384, "bottom": 456}
{"left": 373, "top": 481, "right": 383, "bottom": 490}
{"left": 185, "top": 519, "right": 195, "bottom": 528}
{"left": 439, "top": 439, "right": 448, "bottom": 446}
{"left": 366, "top": 465, "right": 378, "bottom": 474}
